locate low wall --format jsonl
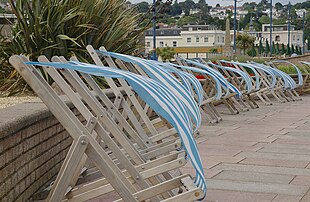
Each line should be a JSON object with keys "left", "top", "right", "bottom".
{"left": 0, "top": 102, "right": 75, "bottom": 201}
{"left": 0, "top": 89, "right": 121, "bottom": 201}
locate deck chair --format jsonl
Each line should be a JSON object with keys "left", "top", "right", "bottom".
{"left": 10, "top": 55, "right": 206, "bottom": 201}
{"left": 267, "top": 60, "right": 304, "bottom": 100}
{"left": 300, "top": 61, "right": 310, "bottom": 94}
{"left": 217, "top": 60, "right": 281, "bottom": 105}
{"left": 86, "top": 45, "right": 217, "bottom": 128}
{"left": 249, "top": 62, "right": 300, "bottom": 102}
{"left": 204, "top": 61, "right": 258, "bottom": 109}
{"left": 160, "top": 61, "right": 224, "bottom": 123}
{"left": 188, "top": 58, "right": 253, "bottom": 111}
{"left": 177, "top": 58, "right": 245, "bottom": 115}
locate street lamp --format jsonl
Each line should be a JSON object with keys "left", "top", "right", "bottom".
{"left": 302, "top": 11, "right": 306, "bottom": 54}
{"left": 233, "top": 0, "right": 237, "bottom": 54}
{"left": 150, "top": 0, "right": 172, "bottom": 61}
{"left": 288, "top": 2, "right": 291, "bottom": 49}
{"left": 150, "top": 0, "right": 158, "bottom": 61}
{"left": 270, "top": 0, "right": 273, "bottom": 56}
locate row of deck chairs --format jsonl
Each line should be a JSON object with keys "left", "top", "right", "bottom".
{"left": 9, "top": 46, "right": 307, "bottom": 202}
{"left": 175, "top": 57, "right": 306, "bottom": 123}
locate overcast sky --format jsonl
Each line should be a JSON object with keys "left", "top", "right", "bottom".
{"left": 129, "top": 0, "right": 308, "bottom": 7}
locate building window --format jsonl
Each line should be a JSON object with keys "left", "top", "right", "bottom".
{"left": 196, "top": 37, "right": 199, "bottom": 42}
{"left": 293, "top": 35, "right": 295, "bottom": 41}
{"left": 222, "top": 37, "right": 224, "bottom": 43}
{"left": 159, "top": 41, "right": 164, "bottom": 47}
{"left": 187, "top": 37, "right": 191, "bottom": 43}
{"left": 204, "top": 37, "right": 208, "bottom": 42}
{"left": 173, "top": 41, "right": 177, "bottom": 47}
{"left": 217, "top": 36, "right": 220, "bottom": 43}
{"left": 297, "top": 36, "right": 300, "bottom": 41}
{"left": 275, "top": 35, "right": 280, "bottom": 42}
{"left": 146, "top": 42, "right": 150, "bottom": 47}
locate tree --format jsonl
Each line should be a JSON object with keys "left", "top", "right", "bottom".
{"left": 0, "top": 0, "right": 147, "bottom": 94}
{"left": 196, "top": 0, "right": 206, "bottom": 9}
{"left": 170, "top": 0, "right": 182, "bottom": 16}
{"left": 136, "top": 1, "right": 149, "bottom": 13}
{"left": 275, "top": 2, "right": 283, "bottom": 11}
{"left": 156, "top": 47, "right": 176, "bottom": 61}
{"left": 286, "top": 44, "right": 291, "bottom": 55}
{"left": 299, "top": 46, "right": 302, "bottom": 55}
{"left": 179, "top": 0, "right": 195, "bottom": 16}
{"left": 276, "top": 42, "right": 280, "bottom": 55}
{"left": 258, "top": 15, "right": 269, "bottom": 24}
{"left": 291, "top": 44, "right": 295, "bottom": 53}
{"left": 247, "top": 43, "right": 257, "bottom": 57}
{"left": 258, "top": 39, "right": 264, "bottom": 55}
{"left": 236, "top": 34, "right": 255, "bottom": 55}
{"left": 271, "top": 41, "right": 276, "bottom": 55}
{"left": 265, "top": 40, "right": 270, "bottom": 55}
{"left": 281, "top": 43, "right": 286, "bottom": 54}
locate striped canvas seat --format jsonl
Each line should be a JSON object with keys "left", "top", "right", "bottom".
{"left": 10, "top": 55, "right": 207, "bottom": 201}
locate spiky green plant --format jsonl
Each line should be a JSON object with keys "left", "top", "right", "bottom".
{"left": 0, "top": 0, "right": 147, "bottom": 95}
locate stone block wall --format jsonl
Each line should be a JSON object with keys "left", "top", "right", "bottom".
{"left": 0, "top": 102, "right": 74, "bottom": 201}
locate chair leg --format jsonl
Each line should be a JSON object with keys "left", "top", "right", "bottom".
{"left": 271, "top": 90, "right": 286, "bottom": 103}
{"left": 209, "top": 103, "right": 223, "bottom": 121}
{"left": 231, "top": 97, "right": 249, "bottom": 112}
{"left": 222, "top": 99, "right": 238, "bottom": 115}
{"left": 292, "top": 90, "right": 302, "bottom": 101}
{"left": 256, "top": 92, "right": 272, "bottom": 106}
{"left": 246, "top": 95, "right": 259, "bottom": 109}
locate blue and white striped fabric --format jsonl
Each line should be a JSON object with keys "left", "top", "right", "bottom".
{"left": 219, "top": 60, "right": 262, "bottom": 91}
{"left": 168, "top": 62, "right": 223, "bottom": 101}
{"left": 26, "top": 61, "right": 207, "bottom": 198}
{"left": 183, "top": 59, "right": 243, "bottom": 97}
{"left": 206, "top": 62, "right": 253, "bottom": 94}
{"left": 270, "top": 60, "right": 303, "bottom": 87}
{"left": 241, "top": 62, "right": 277, "bottom": 89}
{"left": 96, "top": 51, "right": 201, "bottom": 131}
{"left": 149, "top": 61, "right": 204, "bottom": 106}
{"left": 250, "top": 62, "right": 297, "bottom": 90}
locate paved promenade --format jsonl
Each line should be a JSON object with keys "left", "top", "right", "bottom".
{"left": 184, "top": 95, "right": 310, "bottom": 202}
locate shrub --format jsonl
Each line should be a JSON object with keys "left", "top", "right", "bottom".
{"left": 0, "top": 0, "right": 147, "bottom": 95}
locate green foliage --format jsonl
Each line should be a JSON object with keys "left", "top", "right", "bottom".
{"left": 236, "top": 33, "right": 255, "bottom": 55}
{"left": 209, "top": 48, "right": 218, "bottom": 53}
{"left": 258, "top": 39, "right": 264, "bottom": 55}
{"left": 271, "top": 41, "right": 276, "bottom": 55}
{"left": 291, "top": 45, "right": 295, "bottom": 53}
{"left": 136, "top": 1, "right": 150, "bottom": 13}
{"left": 265, "top": 40, "right": 270, "bottom": 55}
{"left": 0, "top": 0, "right": 146, "bottom": 95}
{"left": 286, "top": 44, "right": 291, "bottom": 55}
{"left": 277, "top": 64, "right": 308, "bottom": 74}
{"left": 155, "top": 47, "right": 176, "bottom": 61}
{"left": 275, "top": 42, "right": 280, "bottom": 55}
{"left": 281, "top": 43, "right": 286, "bottom": 54}
{"left": 247, "top": 43, "right": 257, "bottom": 57}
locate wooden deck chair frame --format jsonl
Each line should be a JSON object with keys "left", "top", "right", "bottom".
{"left": 177, "top": 58, "right": 242, "bottom": 116}
{"left": 267, "top": 60, "right": 304, "bottom": 100}
{"left": 300, "top": 61, "right": 310, "bottom": 94}
{"left": 207, "top": 61, "right": 259, "bottom": 109}
{"left": 172, "top": 57, "right": 224, "bottom": 123}
{"left": 217, "top": 60, "right": 280, "bottom": 105}
{"left": 248, "top": 61, "right": 299, "bottom": 102}
{"left": 10, "top": 55, "right": 204, "bottom": 202}
{"left": 192, "top": 59, "right": 251, "bottom": 112}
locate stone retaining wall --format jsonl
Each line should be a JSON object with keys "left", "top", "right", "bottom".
{"left": 0, "top": 102, "right": 75, "bottom": 201}
{"left": 0, "top": 90, "right": 120, "bottom": 201}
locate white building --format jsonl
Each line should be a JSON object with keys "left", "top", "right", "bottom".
{"left": 145, "top": 25, "right": 225, "bottom": 58}
{"left": 247, "top": 24, "right": 303, "bottom": 48}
